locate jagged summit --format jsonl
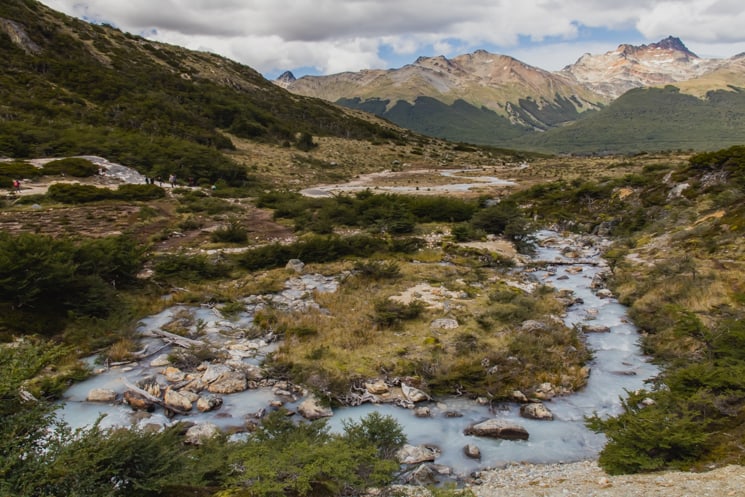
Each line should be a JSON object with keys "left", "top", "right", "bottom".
{"left": 562, "top": 36, "right": 721, "bottom": 98}
{"left": 653, "top": 35, "right": 696, "bottom": 56}
{"left": 274, "top": 70, "right": 296, "bottom": 89}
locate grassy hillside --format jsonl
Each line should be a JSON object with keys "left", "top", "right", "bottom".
{"left": 0, "top": 0, "right": 407, "bottom": 183}
{"left": 517, "top": 86, "right": 745, "bottom": 154}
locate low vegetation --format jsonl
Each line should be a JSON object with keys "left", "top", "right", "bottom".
{"left": 1, "top": 338, "right": 406, "bottom": 497}
{"left": 505, "top": 145, "right": 745, "bottom": 473}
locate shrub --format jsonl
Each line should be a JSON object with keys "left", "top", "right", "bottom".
{"left": 46, "top": 183, "right": 166, "bottom": 203}
{"left": 353, "top": 260, "right": 401, "bottom": 280}
{"left": 210, "top": 219, "right": 248, "bottom": 243}
{"left": 0, "top": 233, "right": 143, "bottom": 334}
{"left": 470, "top": 200, "right": 530, "bottom": 244}
{"left": 47, "top": 183, "right": 111, "bottom": 203}
{"left": 42, "top": 158, "right": 99, "bottom": 177}
{"left": 372, "top": 299, "right": 424, "bottom": 328}
{"left": 153, "top": 253, "right": 231, "bottom": 282}
{"left": 341, "top": 411, "right": 407, "bottom": 459}
{"left": 587, "top": 390, "right": 713, "bottom": 474}
{"left": 0, "top": 161, "right": 41, "bottom": 181}
{"left": 114, "top": 183, "right": 166, "bottom": 200}
{"left": 225, "top": 411, "right": 399, "bottom": 496}
{"left": 237, "top": 234, "right": 396, "bottom": 271}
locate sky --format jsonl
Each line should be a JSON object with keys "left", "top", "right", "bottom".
{"left": 38, "top": 0, "right": 745, "bottom": 79}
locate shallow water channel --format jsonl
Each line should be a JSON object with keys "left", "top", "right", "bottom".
{"left": 59, "top": 231, "right": 658, "bottom": 477}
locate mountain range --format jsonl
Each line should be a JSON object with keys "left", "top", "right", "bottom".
{"left": 277, "top": 37, "right": 745, "bottom": 153}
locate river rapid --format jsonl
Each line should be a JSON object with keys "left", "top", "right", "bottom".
{"left": 59, "top": 230, "right": 658, "bottom": 477}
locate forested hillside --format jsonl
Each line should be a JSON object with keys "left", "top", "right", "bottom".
{"left": 0, "top": 0, "right": 405, "bottom": 184}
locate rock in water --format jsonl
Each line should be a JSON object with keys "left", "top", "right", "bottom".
{"left": 401, "top": 383, "right": 430, "bottom": 403}
{"left": 297, "top": 396, "right": 333, "bottom": 420}
{"left": 196, "top": 394, "right": 223, "bottom": 412}
{"left": 123, "top": 390, "right": 154, "bottom": 411}
{"left": 464, "top": 419, "right": 529, "bottom": 440}
{"left": 396, "top": 444, "right": 440, "bottom": 464}
{"left": 86, "top": 388, "right": 117, "bottom": 402}
{"left": 164, "top": 388, "right": 193, "bottom": 412}
{"left": 207, "top": 371, "right": 248, "bottom": 394}
{"left": 464, "top": 444, "right": 481, "bottom": 459}
{"left": 520, "top": 402, "right": 554, "bottom": 421}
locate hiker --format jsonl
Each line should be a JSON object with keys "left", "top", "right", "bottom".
{"left": 12, "top": 179, "right": 21, "bottom": 192}
{"left": 168, "top": 174, "right": 176, "bottom": 187}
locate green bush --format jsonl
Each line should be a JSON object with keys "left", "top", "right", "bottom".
{"left": 42, "top": 158, "right": 99, "bottom": 177}
{"left": 587, "top": 390, "right": 713, "bottom": 474}
{"left": 372, "top": 299, "right": 424, "bottom": 328}
{"left": 114, "top": 183, "right": 166, "bottom": 200}
{"left": 46, "top": 182, "right": 165, "bottom": 203}
{"left": 210, "top": 219, "right": 248, "bottom": 243}
{"left": 153, "top": 253, "right": 231, "bottom": 282}
{"left": 341, "top": 411, "right": 407, "bottom": 459}
{"left": 0, "top": 161, "right": 41, "bottom": 181}
{"left": 470, "top": 200, "right": 530, "bottom": 244}
{"left": 353, "top": 260, "right": 401, "bottom": 280}
{"left": 0, "top": 233, "right": 143, "bottom": 334}
{"left": 47, "top": 182, "right": 111, "bottom": 203}
{"left": 224, "top": 411, "right": 399, "bottom": 497}
{"left": 237, "top": 234, "right": 399, "bottom": 271}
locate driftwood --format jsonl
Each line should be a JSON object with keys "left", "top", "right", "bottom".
{"left": 531, "top": 259, "right": 602, "bottom": 267}
{"left": 146, "top": 329, "right": 206, "bottom": 349}
{"left": 120, "top": 377, "right": 190, "bottom": 416}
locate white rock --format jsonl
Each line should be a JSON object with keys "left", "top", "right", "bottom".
{"left": 184, "top": 422, "right": 219, "bottom": 445}
{"left": 150, "top": 354, "right": 171, "bottom": 367}
{"left": 297, "top": 396, "right": 333, "bottom": 420}
{"left": 86, "top": 388, "right": 117, "bottom": 402}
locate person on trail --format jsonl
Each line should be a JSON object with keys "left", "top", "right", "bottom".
{"left": 168, "top": 174, "right": 176, "bottom": 187}
{"left": 12, "top": 179, "right": 20, "bottom": 192}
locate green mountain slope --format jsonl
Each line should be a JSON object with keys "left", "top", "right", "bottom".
{"left": 518, "top": 86, "right": 745, "bottom": 154}
{"left": 339, "top": 96, "right": 532, "bottom": 144}
{"left": 0, "top": 0, "right": 404, "bottom": 182}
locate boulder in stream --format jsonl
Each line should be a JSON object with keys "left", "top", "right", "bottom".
{"left": 207, "top": 371, "right": 248, "bottom": 394}
{"left": 297, "top": 396, "right": 333, "bottom": 420}
{"left": 463, "top": 444, "right": 481, "bottom": 459}
{"left": 197, "top": 394, "right": 223, "bottom": 412}
{"left": 464, "top": 419, "right": 529, "bottom": 440}
{"left": 86, "top": 388, "right": 117, "bottom": 402}
{"left": 401, "top": 383, "right": 430, "bottom": 403}
{"left": 396, "top": 444, "right": 440, "bottom": 464}
{"left": 164, "top": 388, "right": 193, "bottom": 412}
{"left": 582, "top": 324, "right": 611, "bottom": 333}
{"left": 123, "top": 390, "right": 154, "bottom": 411}
{"left": 520, "top": 402, "right": 554, "bottom": 421}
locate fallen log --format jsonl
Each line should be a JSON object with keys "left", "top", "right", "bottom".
{"left": 145, "top": 329, "right": 206, "bottom": 349}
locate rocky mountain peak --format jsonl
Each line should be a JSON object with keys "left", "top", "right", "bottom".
{"left": 562, "top": 36, "right": 719, "bottom": 98}
{"left": 653, "top": 35, "right": 696, "bottom": 56}
{"left": 274, "top": 70, "right": 296, "bottom": 89}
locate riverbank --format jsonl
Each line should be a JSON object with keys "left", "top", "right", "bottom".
{"left": 391, "top": 461, "right": 745, "bottom": 497}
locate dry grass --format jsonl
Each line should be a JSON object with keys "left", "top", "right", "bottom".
{"left": 262, "top": 251, "right": 587, "bottom": 399}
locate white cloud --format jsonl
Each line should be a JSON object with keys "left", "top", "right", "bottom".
{"left": 37, "top": 0, "right": 745, "bottom": 76}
